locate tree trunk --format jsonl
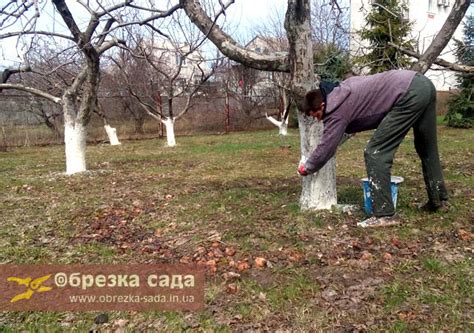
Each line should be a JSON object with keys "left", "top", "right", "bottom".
{"left": 279, "top": 93, "right": 289, "bottom": 136}
{"left": 134, "top": 117, "right": 145, "bottom": 135}
{"left": 104, "top": 124, "right": 121, "bottom": 145}
{"left": 96, "top": 106, "right": 121, "bottom": 145}
{"left": 44, "top": 118, "right": 62, "bottom": 139}
{"left": 162, "top": 117, "right": 176, "bottom": 147}
{"left": 64, "top": 121, "right": 87, "bottom": 174}
{"left": 286, "top": 0, "right": 337, "bottom": 210}
{"left": 224, "top": 90, "right": 231, "bottom": 134}
{"left": 298, "top": 112, "right": 337, "bottom": 210}
{"left": 280, "top": 121, "right": 288, "bottom": 136}
{"left": 62, "top": 61, "right": 99, "bottom": 174}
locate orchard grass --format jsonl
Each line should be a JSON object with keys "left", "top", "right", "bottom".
{"left": 0, "top": 126, "right": 472, "bottom": 331}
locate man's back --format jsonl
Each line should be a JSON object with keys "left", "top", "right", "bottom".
{"left": 326, "top": 70, "right": 417, "bottom": 133}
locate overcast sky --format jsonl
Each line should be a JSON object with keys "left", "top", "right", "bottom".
{"left": 0, "top": 0, "right": 288, "bottom": 68}
{"left": 224, "top": 0, "right": 286, "bottom": 35}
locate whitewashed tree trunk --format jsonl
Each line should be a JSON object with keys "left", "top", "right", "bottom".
{"left": 104, "top": 124, "right": 121, "bottom": 145}
{"left": 266, "top": 114, "right": 288, "bottom": 136}
{"left": 64, "top": 121, "right": 87, "bottom": 175}
{"left": 298, "top": 111, "right": 337, "bottom": 210}
{"left": 162, "top": 117, "right": 176, "bottom": 147}
{"left": 285, "top": 0, "right": 337, "bottom": 211}
{"left": 279, "top": 121, "right": 288, "bottom": 136}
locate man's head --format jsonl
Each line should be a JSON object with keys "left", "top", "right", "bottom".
{"left": 302, "top": 89, "right": 325, "bottom": 121}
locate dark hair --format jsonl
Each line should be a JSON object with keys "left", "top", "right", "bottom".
{"left": 302, "top": 89, "right": 323, "bottom": 115}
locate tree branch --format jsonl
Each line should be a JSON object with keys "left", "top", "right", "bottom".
{"left": 180, "top": 0, "right": 290, "bottom": 72}
{"left": 95, "top": 3, "right": 183, "bottom": 40}
{"left": 0, "top": 83, "right": 62, "bottom": 104}
{"left": 97, "top": 37, "right": 126, "bottom": 55}
{"left": 410, "top": 0, "right": 471, "bottom": 73}
{"left": 1, "top": 65, "right": 32, "bottom": 83}
{"left": 0, "top": 31, "right": 75, "bottom": 41}
{"left": 51, "top": 0, "right": 85, "bottom": 46}
{"left": 388, "top": 42, "right": 474, "bottom": 74}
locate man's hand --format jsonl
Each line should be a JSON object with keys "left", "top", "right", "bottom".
{"left": 297, "top": 164, "right": 308, "bottom": 176}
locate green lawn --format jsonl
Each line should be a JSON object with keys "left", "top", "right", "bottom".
{"left": 0, "top": 127, "right": 472, "bottom": 331}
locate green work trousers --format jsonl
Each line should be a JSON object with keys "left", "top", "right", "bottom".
{"left": 364, "top": 73, "right": 448, "bottom": 217}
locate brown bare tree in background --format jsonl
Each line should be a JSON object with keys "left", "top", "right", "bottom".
{"left": 111, "top": 15, "right": 222, "bottom": 147}
{"left": 0, "top": 0, "right": 181, "bottom": 174}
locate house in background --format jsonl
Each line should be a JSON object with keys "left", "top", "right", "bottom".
{"left": 243, "top": 36, "right": 289, "bottom": 98}
{"left": 144, "top": 39, "right": 210, "bottom": 89}
{"left": 349, "top": 0, "right": 464, "bottom": 91}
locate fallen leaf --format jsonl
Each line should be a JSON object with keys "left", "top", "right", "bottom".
{"left": 391, "top": 238, "right": 401, "bottom": 248}
{"left": 360, "top": 251, "right": 373, "bottom": 261}
{"left": 226, "top": 283, "right": 239, "bottom": 294}
{"left": 222, "top": 271, "right": 241, "bottom": 281}
{"left": 237, "top": 261, "right": 250, "bottom": 272}
{"left": 382, "top": 253, "right": 393, "bottom": 262}
{"left": 254, "top": 257, "right": 267, "bottom": 268}
{"left": 206, "top": 259, "right": 217, "bottom": 273}
{"left": 458, "top": 229, "right": 473, "bottom": 241}
{"left": 113, "top": 319, "right": 129, "bottom": 333}
{"left": 351, "top": 240, "right": 362, "bottom": 251}
{"left": 207, "top": 231, "right": 221, "bottom": 241}
{"left": 213, "top": 248, "right": 224, "bottom": 258}
{"left": 288, "top": 251, "right": 303, "bottom": 262}
{"left": 225, "top": 247, "right": 237, "bottom": 256}
{"left": 398, "top": 311, "right": 417, "bottom": 321}
{"left": 179, "top": 256, "right": 191, "bottom": 264}
{"left": 194, "top": 246, "right": 206, "bottom": 256}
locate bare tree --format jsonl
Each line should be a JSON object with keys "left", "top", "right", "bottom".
{"left": 219, "top": 59, "right": 273, "bottom": 119}
{"left": 93, "top": 102, "right": 121, "bottom": 145}
{"left": 113, "top": 22, "right": 219, "bottom": 147}
{"left": 0, "top": 1, "right": 180, "bottom": 174}
{"left": 266, "top": 90, "right": 292, "bottom": 136}
{"left": 239, "top": 0, "right": 349, "bottom": 136}
{"left": 101, "top": 48, "right": 149, "bottom": 136}
{"left": 181, "top": 0, "right": 336, "bottom": 210}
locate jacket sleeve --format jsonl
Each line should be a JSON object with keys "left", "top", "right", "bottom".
{"left": 304, "top": 115, "right": 348, "bottom": 174}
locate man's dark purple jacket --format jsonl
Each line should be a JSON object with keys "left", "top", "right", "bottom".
{"left": 304, "top": 69, "right": 417, "bottom": 174}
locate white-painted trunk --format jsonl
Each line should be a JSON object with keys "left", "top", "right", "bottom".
{"left": 64, "top": 122, "right": 87, "bottom": 175}
{"left": 163, "top": 117, "right": 176, "bottom": 147}
{"left": 279, "top": 120, "right": 288, "bottom": 136}
{"left": 298, "top": 112, "right": 337, "bottom": 210}
{"left": 266, "top": 115, "right": 288, "bottom": 136}
{"left": 104, "top": 124, "right": 121, "bottom": 145}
